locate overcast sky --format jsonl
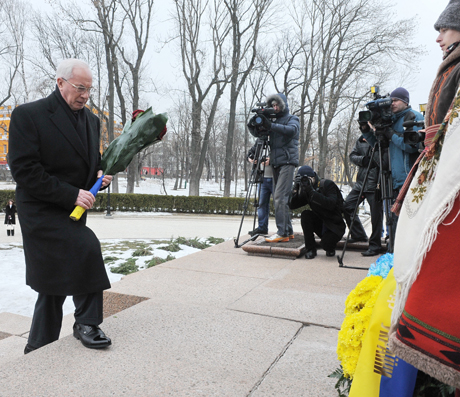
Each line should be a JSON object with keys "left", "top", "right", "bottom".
{"left": 393, "top": 0, "right": 448, "bottom": 110}
{"left": 31, "top": 0, "right": 450, "bottom": 114}
{"left": 148, "top": 0, "right": 451, "bottom": 113}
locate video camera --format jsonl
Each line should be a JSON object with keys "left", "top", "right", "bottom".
{"left": 358, "top": 86, "right": 393, "bottom": 130}
{"left": 247, "top": 102, "right": 276, "bottom": 138}
{"left": 403, "top": 120, "right": 425, "bottom": 145}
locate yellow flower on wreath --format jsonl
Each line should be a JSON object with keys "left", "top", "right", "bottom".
{"left": 337, "top": 275, "right": 384, "bottom": 379}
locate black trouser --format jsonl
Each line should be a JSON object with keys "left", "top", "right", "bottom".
{"left": 343, "top": 188, "right": 383, "bottom": 250}
{"left": 301, "top": 210, "right": 342, "bottom": 252}
{"left": 28, "top": 291, "right": 103, "bottom": 349}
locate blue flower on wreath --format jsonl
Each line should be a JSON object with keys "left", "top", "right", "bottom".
{"left": 367, "top": 253, "right": 394, "bottom": 278}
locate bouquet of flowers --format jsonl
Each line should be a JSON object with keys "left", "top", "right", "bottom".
{"left": 70, "top": 108, "right": 168, "bottom": 221}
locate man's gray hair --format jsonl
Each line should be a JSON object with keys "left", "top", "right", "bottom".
{"left": 56, "top": 59, "right": 92, "bottom": 81}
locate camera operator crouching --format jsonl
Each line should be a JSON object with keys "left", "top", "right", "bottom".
{"left": 248, "top": 93, "right": 300, "bottom": 243}
{"left": 289, "top": 166, "right": 346, "bottom": 259}
{"left": 360, "top": 87, "right": 424, "bottom": 232}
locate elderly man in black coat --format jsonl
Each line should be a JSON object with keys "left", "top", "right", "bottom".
{"left": 289, "top": 166, "right": 345, "bottom": 259}
{"left": 8, "top": 58, "right": 113, "bottom": 353}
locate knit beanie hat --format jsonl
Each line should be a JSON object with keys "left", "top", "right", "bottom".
{"left": 434, "top": 0, "right": 460, "bottom": 32}
{"left": 390, "top": 87, "right": 410, "bottom": 104}
{"left": 297, "top": 165, "right": 316, "bottom": 177}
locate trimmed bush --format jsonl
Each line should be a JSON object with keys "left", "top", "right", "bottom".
{"left": 0, "top": 190, "right": 305, "bottom": 217}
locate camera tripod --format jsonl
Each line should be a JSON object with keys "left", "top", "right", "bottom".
{"left": 337, "top": 134, "right": 395, "bottom": 268}
{"left": 234, "top": 138, "right": 270, "bottom": 248}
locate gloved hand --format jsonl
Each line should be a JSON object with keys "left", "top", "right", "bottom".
{"left": 300, "top": 176, "right": 314, "bottom": 197}
{"left": 383, "top": 128, "right": 396, "bottom": 141}
{"left": 358, "top": 121, "right": 370, "bottom": 133}
{"left": 259, "top": 115, "right": 272, "bottom": 130}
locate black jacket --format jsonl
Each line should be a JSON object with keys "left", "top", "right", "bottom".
{"left": 8, "top": 88, "right": 110, "bottom": 296}
{"left": 4, "top": 204, "right": 16, "bottom": 225}
{"left": 289, "top": 178, "right": 345, "bottom": 237}
{"left": 349, "top": 137, "right": 381, "bottom": 192}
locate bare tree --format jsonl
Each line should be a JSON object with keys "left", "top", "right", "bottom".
{"left": 0, "top": 0, "right": 29, "bottom": 106}
{"left": 116, "top": 0, "right": 154, "bottom": 193}
{"left": 222, "top": 0, "right": 274, "bottom": 197}
{"left": 293, "top": 0, "right": 422, "bottom": 176}
{"left": 167, "top": 94, "right": 193, "bottom": 190}
{"left": 173, "top": 0, "right": 230, "bottom": 196}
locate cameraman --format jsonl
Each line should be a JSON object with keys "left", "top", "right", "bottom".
{"left": 343, "top": 136, "right": 386, "bottom": 256}
{"left": 247, "top": 139, "right": 273, "bottom": 236}
{"left": 249, "top": 93, "right": 299, "bottom": 243}
{"left": 361, "top": 87, "right": 424, "bottom": 228}
{"left": 289, "top": 166, "right": 345, "bottom": 259}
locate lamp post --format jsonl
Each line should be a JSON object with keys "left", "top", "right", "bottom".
{"left": 106, "top": 183, "right": 112, "bottom": 217}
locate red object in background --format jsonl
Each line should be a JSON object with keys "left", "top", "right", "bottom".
{"left": 141, "top": 167, "right": 164, "bottom": 176}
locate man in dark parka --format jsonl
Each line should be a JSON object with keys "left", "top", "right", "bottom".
{"left": 8, "top": 58, "right": 113, "bottom": 353}
{"left": 260, "top": 93, "right": 299, "bottom": 243}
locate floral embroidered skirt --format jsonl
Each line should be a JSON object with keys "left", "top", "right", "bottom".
{"left": 390, "top": 199, "right": 460, "bottom": 388}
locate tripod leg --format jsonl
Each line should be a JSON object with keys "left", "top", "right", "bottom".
{"left": 235, "top": 139, "right": 269, "bottom": 248}
{"left": 377, "top": 142, "right": 395, "bottom": 254}
{"left": 338, "top": 145, "right": 376, "bottom": 266}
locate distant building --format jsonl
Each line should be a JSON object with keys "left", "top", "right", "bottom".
{"left": 0, "top": 104, "right": 123, "bottom": 167}
{"left": 141, "top": 167, "right": 164, "bottom": 176}
{"left": 0, "top": 105, "right": 13, "bottom": 166}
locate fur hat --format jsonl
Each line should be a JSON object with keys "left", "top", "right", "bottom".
{"left": 390, "top": 87, "right": 410, "bottom": 104}
{"left": 265, "top": 94, "right": 286, "bottom": 112}
{"left": 434, "top": 0, "right": 460, "bottom": 32}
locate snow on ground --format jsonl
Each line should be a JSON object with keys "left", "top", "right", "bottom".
{"left": 0, "top": 238, "right": 210, "bottom": 317}
{"left": 0, "top": 177, "right": 245, "bottom": 317}
{"left": 108, "top": 176, "right": 248, "bottom": 197}
{"left": 0, "top": 177, "right": 361, "bottom": 318}
{"left": 1, "top": 176, "right": 353, "bottom": 198}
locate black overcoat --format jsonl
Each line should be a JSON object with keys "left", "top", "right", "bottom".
{"left": 8, "top": 90, "right": 111, "bottom": 296}
{"left": 4, "top": 204, "right": 16, "bottom": 225}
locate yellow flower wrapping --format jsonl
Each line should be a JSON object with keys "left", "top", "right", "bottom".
{"left": 337, "top": 276, "right": 384, "bottom": 379}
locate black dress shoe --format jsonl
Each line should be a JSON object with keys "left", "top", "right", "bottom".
{"left": 361, "top": 248, "right": 381, "bottom": 257}
{"left": 24, "top": 344, "right": 37, "bottom": 354}
{"left": 326, "top": 250, "right": 336, "bottom": 257}
{"left": 347, "top": 237, "right": 368, "bottom": 244}
{"left": 305, "top": 249, "right": 317, "bottom": 259}
{"left": 249, "top": 228, "right": 268, "bottom": 236}
{"left": 73, "top": 323, "right": 112, "bottom": 349}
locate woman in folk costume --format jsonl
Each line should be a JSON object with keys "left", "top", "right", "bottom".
{"left": 4, "top": 199, "right": 17, "bottom": 236}
{"left": 389, "top": 0, "right": 460, "bottom": 389}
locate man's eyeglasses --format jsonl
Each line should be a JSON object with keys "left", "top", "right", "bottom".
{"left": 62, "top": 78, "right": 93, "bottom": 94}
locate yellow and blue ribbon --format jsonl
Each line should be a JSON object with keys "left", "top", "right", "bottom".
{"left": 69, "top": 175, "right": 104, "bottom": 221}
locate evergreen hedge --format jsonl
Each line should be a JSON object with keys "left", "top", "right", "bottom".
{"left": 0, "top": 190, "right": 304, "bottom": 217}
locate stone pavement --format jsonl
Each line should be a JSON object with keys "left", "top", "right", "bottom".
{"left": 0, "top": 212, "right": 375, "bottom": 396}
